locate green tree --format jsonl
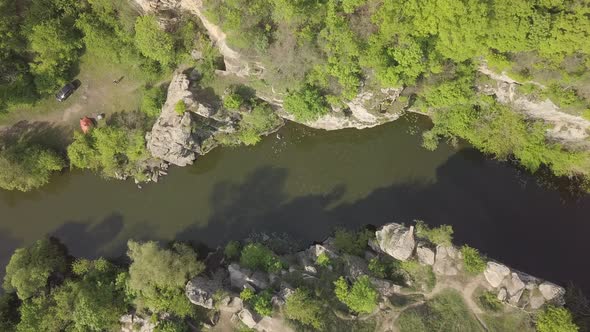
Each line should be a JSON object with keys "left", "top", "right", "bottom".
{"left": 140, "top": 86, "right": 166, "bottom": 117}
{"left": 127, "top": 241, "right": 204, "bottom": 317}
{"left": 334, "top": 276, "right": 378, "bottom": 314}
{"left": 284, "top": 288, "right": 325, "bottom": 330}
{"left": 239, "top": 243, "right": 283, "bottom": 273}
{"left": 0, "top": 293, "right": 19, "bottom": 332}
{"left": 283, "top": 85, "right": 329, "bottom": 122}
{"left": 134, "top": 15, "right": 174, "bottom": 67}
{"left": 4, "top": 238, "right": 67, "bottom": 300}
{"left": 536, "top": 306, "right": 578, "bottom": 332}
{"left": 17, "top": 294, "right": 67, "bottom": 332}
{"left": 0, "top": 144, "right": 65, "bottom": 192}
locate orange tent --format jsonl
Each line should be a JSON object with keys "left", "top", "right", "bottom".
{"left": 80, "top": 116, "right": 93, "bottom": 134}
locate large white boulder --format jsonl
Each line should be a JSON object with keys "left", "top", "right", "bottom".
{"left": 185, "top": 276, "right": 222, "bottom": 309}
{"left": 370, "top": 223, "right": 415, "bottom": 261}
{"left": 484, "top": 262, "right": 510, "bottom": 288}
{"left": 539, "top": 282, "right": 565, "bottom": 303}
{"left": 416, "top": 244, "right": 435, "bottom": 266}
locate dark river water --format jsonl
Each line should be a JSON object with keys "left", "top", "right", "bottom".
{"left": 1, "top": 115, "right": 589, "bottom": 292}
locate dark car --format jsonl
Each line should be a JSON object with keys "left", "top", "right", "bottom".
{"left": 55, "top": 83, "right": 76, "bottom": 102}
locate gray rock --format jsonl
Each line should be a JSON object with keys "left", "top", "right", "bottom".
{"left": 433, "top": 246, "right": 459, "bottom": 276}
{"left": 185, "top": 276, "right": 222, "bottom": 309}
{"left": 529, "top": 291, "right": 546, "bottom": 309}
{"left": 484, "top": 262, "right": 510, "bottom": 288}
{"left": 254, "top": 316, "right": 295, "bottom": 332}
{"left": 237, "top": 309, "right": 258, "bottom": 328}
{"left": 228, "top": 263, "right": 251, "bottom": 289}
{"left": 120, "top": 314, "right": 155, "bottom": 332}
{"left": 416, "top": 244, "right": 435, "bottom": 266}
{"left": 504, "top": 273, "right": 525, "bottom": 296}
{"left": 343, "top": 254, "right": 369, "bottom": 279}
{"left": 508, "top": 289, "right": 524, "bottom": 306}
{"left": 370, "top": 223, "right": 415, "bottom": 261}
{"left": 497, "top": 288, "right": 507, "bottom": 302}
{"left": 305, "top": 244, "right": 338, "bottom": 260}
{"left": 248, "top": 271, "right": 270, "bottom": 290}
{"left": 219, "top": 297, "right": 243, "bottom": 314}
{"left": 539, "top": 282, "right": 565, "bottom": 303}
{"left": 370, "top": 277, "right": 402, "bottom": 297}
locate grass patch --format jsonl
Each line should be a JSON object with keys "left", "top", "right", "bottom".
{"left": 477, "top": 290, "right": 503, "bottom": 312}
{"left": 396, "top": 289, "right": 483, "bottom": 332}
{"left": 398, "top": 260, "right": 436, "bottom": 292}
{"left": 483, "top": 311, "right": 535, "bottom": 332}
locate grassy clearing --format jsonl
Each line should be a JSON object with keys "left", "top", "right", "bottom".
{"left": 482, "top": 311, "right": 535, "bottom": 332}
{"left": 0, "top": 52, "right": 164, "bottom": 128}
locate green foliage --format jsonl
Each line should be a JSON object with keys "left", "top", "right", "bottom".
{"left": 461, "top": 245, "right": 486, "bottom": 274}
{"left": 0, "top": 293, "right": 19, "bottom": 331}
{"left": 536, "top": 306, "right": 579, "bottom": 332}
{"left": 141, "top": 86, "right": 166, "bottom": 117}
{"left": 0, "top": 143, "right": 65, "bottom": 192}
{"left": 134, "top": 15, "right": 174, "bottom": 67}
{"left": 399, "top": 260, "right": 436, "bottom": 292}
{"left": 155, "top": 320, "right": 190, "bottom": 332}
{"left": 334, "top": 276, "right": 378, "bottom": 314}
{"left": 284, "top": 288, "right": 325, "bottom": 330}
{"left": 224, "top": 241, "right": 241, "bottom": 261}
{"left": 52, "top": 258, "right": 128, "bottom": 331}
{"left": 543, "top": 84, "right": 586, "bottom": 109}
{"left": 414, "top": 221, "right": 454, "bottom": 246}
{"left": 333, "top": 228, "right": 373, "bottom": 256}
{"left": 67, "top": 125, "right": 150, "bottom": 181}
{"left": 236, "top": 102, "right": 282, "bottom": 146}
{"left": 4, "top": 238, "right": 67, "bottom": 300}
{"left": 240, "top": 288, "right": 255, "bottom": 302}
{"left": 396, "top": 290, "right": 482, "bottom": 332}
{"left": 126, "top": 240, "right": 205, "bottom": 317}
{"left": 368, "top": 257, "right": 387, "bottom": 279}
{"left": 174, "top": 100, "right": 186, "bottom": 115}
{"left": 224, "top": 93, "right": 244, "bottom": 110}
{"left": 283, "top": 85, "right": 329, "bottom": 122}
{"left": 17, "top": 293, "right": 67, "bottom": 332}
{"left": 240, "top": 289, "right": 273, "bottom": 316}
{"left": 239, "top": 243, "right": 283, "bottom": 273}
{"left": 316, "top": 253, "right": 331, "bottom": 267}
{"left": 478, "top": 290, "right": 503, "bottom": 312}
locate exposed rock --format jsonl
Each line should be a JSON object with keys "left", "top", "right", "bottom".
{"left": 529, "top": 292, "right": 546, "bottom": 309}
{"left": 237, "top": 309, "right": 258, "bottom": 328}
{"left": 370, "top": 277, "right": 402, "bottom": 297}
{"left": 433, "top": 246, "right": 459, "bottom": 276}
{"left": 497, "top": 288, "right": 507, "bottom": 302}
{"left": 484, "top": 262, "right": 511, "bottom": 288}
{"left": 146, "top": 74, "right": 202, "bottom": 166}
{"left": 219, "top": 296, "right": 244, "bottom": 314}
{"left": 254, "top": 316, "right": 295, "bottom": 332}
{"left": 504, "top": 273, "right": 525, "bottom": 296}
{"left": 305, "top": 244, "right": 338, "bottom": 260}
{"left": 539, "top": 282, "right": 565, "bottom": 304}
{"left": 508, "top": 289, "right": 524, "bottom": 306}
{"left": 248, "top": 271, "right": 270, "bottom": 290}
{"left": 343, "top": 254, "right": 369, "bottom": 279}
{"left": 228, "top": 263, "right": 251, "bottom": 289}
{"left": 416, "top": 244, "right": 435, "bottom": 266}
{"left": 185, "top": 276, "right": 222, "bottom": 309}
{"left": 120, "top": 314, "right": 155, "bottom": 332}
{"left": 370, "top": 223, "right": 415, "bottom": 261}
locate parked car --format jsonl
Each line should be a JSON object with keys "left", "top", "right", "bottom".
{"left": 55, "top": 83, "right": 76, "bottom": 102}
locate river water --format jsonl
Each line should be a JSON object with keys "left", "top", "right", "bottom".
{"left": 1, "top": 114, "right": 589, "bottom": 292}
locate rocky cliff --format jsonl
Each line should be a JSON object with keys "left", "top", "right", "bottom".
{"left": 123, "top": 222, "right": 567, "bottom": 331}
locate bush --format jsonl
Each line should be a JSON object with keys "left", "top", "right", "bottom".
{"left": 399, "top": 260, "right": 436, "bottom": 291}
{"left": 0, "top": 143, "right": 65, "bottom": 192}
{"left": 239, "top": 243, "right": 283, "bottom": 273}
{"left": 3, "top": 238, "right": 67, "bottom": 300}
{"left": 175, "top": 100, "right": 186, "bottom": 115}
{"left": 415, "top": 221, "right": 454, "bottom": 246}
{"left": 134, "top": 15, "right": 175, "bottom": 66}
{"left": 478, "top": 291, "right": 503, "bottom": 312}
{"left": 241, "top": 288, "right": 272, "bottom": 316}
{"left": 284, "top": 288, "right": 325, "bottom": 330}
{"left": 155, "top": 320, "right": 190, "bottom": 332}
{"left": 316, "top": 253, "right": 331, "bottom": 267}
{"left": 536, "top": 306, "right": 578, "bottom": 332}
{"left": 223, "top": 93, "right": 244, "bottom": 110}
{"left": 141, "top": 86, "right": 166, "bottom": 117}
{"left": 461, "top": 245, "right": 486, "bottom": 274}
{"left": 240, "top": 288, "right": 255, "bottom": 302}
{"left": 283, "top": 85, "right": 329, "bottom": 122}
{"left": 368, "top": 257, "right": 387, "bottom": 279}
{"left": 334, "top": 276, "right": 378, "bottom": 314}
{"left": 333, "top": 228, "right": 373, "bottom": 256}
{"left": 224, "top": 241, "right": 241, "bottom": 261}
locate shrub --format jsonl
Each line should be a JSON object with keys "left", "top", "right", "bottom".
{"left": 240, "top": 288, "right": 255, "bottom": 302}
{"left": 536, "top": 306, "right": 578, "bottom": 332}
{"left": 134, "top": 15, "right": 174, "bottom": 66}
{"left": 316, "top": 253, "right": 331, "bottom": 267}
{"left": 415, "top": 221, "right": 454, "bottom": 246}
{"left": 0, "top": 144, "right": 65, "bottom": 192}
{"left": 283, "top": 85, "right": 329, "bottom": 122}
{"left": 461, "top": 245, "right": 486, "bottom": 274}
{"left": 334, "top": 276, "right": 378, "bottom": 314}
{"left": 241, "top": 289, "right": 273, "bottom": 316}
{"left": 478, "top": 291, "right": 503, "bottom": 312}
{"left": 140, "top": 86, "right": 166, "bottom": 117}
{"left": 224, "top": 241, "right": 241, "bottom": 261}
{"left": 223, "top": 93, "right": 244, "bottom": 110}
{"left": 155, "top": 320, "right": 190, "bottom": 332}
{"left": 174, "top": 100, "right": 186, "bottom": 115}
{"left": 333, "top": 228, "right": 373, "bottom": 256}
{"left": 368, "top": 257, "right": 387, "bottom": 279}
{"left": 284, "top": 288, "right": 324, "bottom": 330}
{"left": 239, "top": 243, "right": 283, "bottom": 273}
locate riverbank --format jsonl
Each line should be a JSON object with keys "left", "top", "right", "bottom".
{"left": 1, "top": 221, "right": 581, "bottom": 331}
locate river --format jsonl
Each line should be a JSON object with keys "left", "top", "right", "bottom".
{"left": 1, "top": 114, "right": 589, "bottom": 292}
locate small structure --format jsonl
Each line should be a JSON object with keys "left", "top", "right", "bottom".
{"left": 80, "top": 116, "right": 94, "bottom": 134}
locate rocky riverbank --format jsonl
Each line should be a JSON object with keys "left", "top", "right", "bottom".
{"left": 122, "top": 222, "right": 568, "bottom": 332}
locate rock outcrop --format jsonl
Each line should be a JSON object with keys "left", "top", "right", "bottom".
{"left": 228, "top": 263, "right": 270, "bottom": 290}
{"left": 416, "top": 244, "right": 435, "bottom": 266}
{"left": 370, "top": 223, "right": 415, "bottom": 261}
{"left": 186, "top": 275, "right": 223, "bottom": 309}
{"left": 484, "top": 262, "right": 511, "bottom": 288}
{"left": 433, "top": 245, "right": 461, "bottom": 276}
{"left": 146, "top": 74, "right": 202, "bottom": 166}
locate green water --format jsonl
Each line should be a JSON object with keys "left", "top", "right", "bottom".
{"left": 2, "top": 115, "right": 590, "bottom": 292}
